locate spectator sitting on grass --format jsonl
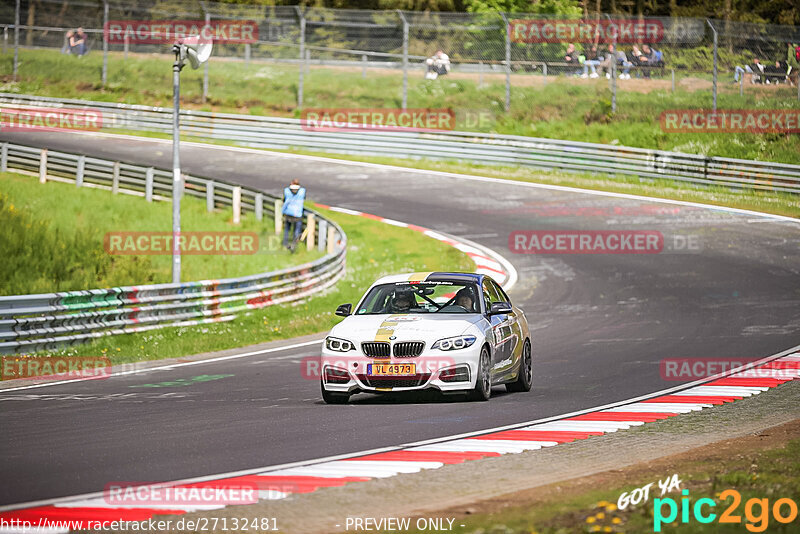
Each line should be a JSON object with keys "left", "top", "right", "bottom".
{"left": 599, "top": 44, "right": 632, "bottom": 79}
{"left": 564, "top": 43, "right": 580, "bottom": 75}
{"left": 581, "top": 45, "right": 601, "bottom": 78}
{"left": 734, "top": 57, "right": 759, "bottom": 83}
{"left": 62, "top": 30, "right": 74, "bottom": 54}
{"left": 425, "top": 49, "right": 450, "bottom": 80}
{"left": 70, "top": 27, "right": 88, "bottom": 56}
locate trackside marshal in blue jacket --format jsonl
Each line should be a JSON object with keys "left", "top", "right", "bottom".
{"left": 282, "top": 180, "right": 306, "bottom": 217}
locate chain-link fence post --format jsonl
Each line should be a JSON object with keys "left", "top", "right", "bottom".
{"left": 707, "top": 19, "right": 718, "bottom": 113}
{"left": 296, "top": 6, "right": 305, "bottom": 109}
{"left": 398, "top": 10, "right": 408, "bottom": 110}
{"left": 500, "top": 12, "right": 510, "bottom": 112}
{"left": 362, "top": 54, "right": 367, "bottom": 78}
{"left": 102, "top": 0, "right": 109, "bottom": 87}
{"left": 13, "top": 0, "right": 19, "bottom": 79}
{"left": 605, "top": 14, "right": 616, "bottom": 115}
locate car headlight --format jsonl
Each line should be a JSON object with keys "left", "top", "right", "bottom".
{"left": 431, "top": 335, "right": 477, "bottom": 351}
{"left": 325, "top": 336, "right": 355, "bottom": 352}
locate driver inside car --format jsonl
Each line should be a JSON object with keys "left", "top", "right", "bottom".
{"left": 389, "top": 291, "right": 415, "bottom": 313}
{"left": 455, "top": 287, "right": 476, "bottom": 312}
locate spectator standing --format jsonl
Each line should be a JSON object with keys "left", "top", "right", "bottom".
{"left": 282, "top": 179, "right": 306, "bottom": 253}
{"left": 425, "top": 50, "right": 451, "bottom": 80}
{"left": 787, "top": 42, "right": 799, "bottom": 86}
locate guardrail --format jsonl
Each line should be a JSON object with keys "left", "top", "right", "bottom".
{"left": 0, "top": 142, "right": 347, "bottom": 354}
{"left": 2, "top": 93, "right": 799, "bottom": 194}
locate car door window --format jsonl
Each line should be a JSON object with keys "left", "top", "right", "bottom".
{"left": 482, "top": 280, "right": 503, "bottom": 306}
{"left": 489, "top": 280, "right": 511, "bottom": 305}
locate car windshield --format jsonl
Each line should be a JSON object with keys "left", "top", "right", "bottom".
{"left": 355, "top": 281, "right": 481, "bottom": 315}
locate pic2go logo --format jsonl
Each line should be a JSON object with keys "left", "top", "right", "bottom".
{"left": 653, "top": 489, "right": 799, "bottom": 532}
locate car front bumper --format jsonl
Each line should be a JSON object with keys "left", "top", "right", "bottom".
{"left": 320, "top": 346, "right": 481, "bottom": 394}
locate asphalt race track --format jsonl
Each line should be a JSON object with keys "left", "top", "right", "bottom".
{"left": 1, "top": 131, "right": 799, "bottom": 507}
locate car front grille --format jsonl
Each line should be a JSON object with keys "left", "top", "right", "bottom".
{"left": 393, "top": 341, "right": 424, "bottom": 358}
{"left": 361, "top": 342, "right": 391, "bottom": 358}
{"left": 357, "top": 374, "right": 432, "bottom": 388}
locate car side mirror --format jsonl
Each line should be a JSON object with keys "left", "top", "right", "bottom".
{"left": 335, "top": 303, "right": 352, "bottom": 317}
{"left": 488, "top": 301, "right": 512, "bottom": 315}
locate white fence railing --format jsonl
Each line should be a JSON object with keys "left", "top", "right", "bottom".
{"left": 2, "top": 93, "right": 799, "bottom": 194}
{"left": 0, "top": 142, "right": 347, "bottom": 354}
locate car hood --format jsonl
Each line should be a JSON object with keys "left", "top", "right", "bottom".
{"left": 330, "top": 314, "right": 483, "bottom": 342}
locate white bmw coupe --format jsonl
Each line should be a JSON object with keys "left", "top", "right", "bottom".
{"left": 320, "top": 272, "right": 532, "bottom": 403}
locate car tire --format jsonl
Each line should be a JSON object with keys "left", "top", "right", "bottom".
{"left": 467, "top": 346, "right": 492, "bottom": 401}
{"left": 321, "top": 381, "right": 350, "bottom": 404}
{"left": 506, "top": 339, "right": 532, "bottom": 393}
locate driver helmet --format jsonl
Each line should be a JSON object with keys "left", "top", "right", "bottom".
{"left": 455, "top": 287, "right": 476, "bottom": 312}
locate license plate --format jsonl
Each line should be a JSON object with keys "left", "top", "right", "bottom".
{"left": 368, "top": 363, "right": 416, "bottom": 376}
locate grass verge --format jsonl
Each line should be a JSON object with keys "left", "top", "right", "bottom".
{"left": 35, "top": 206, "right": 474, "bottom": 365}
{"left": 0, "top": 171, "right": 326, "bottom": 295}
{"left": 2, "top": 48, "right": 799, "bottom": 163}
{"left": 403, "top": 419, "right": 800, "bottom": 533}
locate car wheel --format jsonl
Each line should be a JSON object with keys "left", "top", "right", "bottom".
{"left": 320, "top": 381, "right": 350, "bottom": 404}
{"left": 468, "top": 346, "right": 491, "bottom": 401}
{"left": 506, "top": 339, "right": 532, "bottom": 393}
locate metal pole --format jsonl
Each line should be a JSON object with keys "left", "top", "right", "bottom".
{"left": 172, "top": 46, "right": 183, "bottom": 284}
{"left": 305, "top": 48, "right": 310, "bottom": 74}
{"left": 362, "top": 54, "right": 366, "bottom": 78}
{"left": 500, "top": 13, "right": 511, "bottom": 112}
{"left": 102, "top": 1, "right": 109, "bottom": 86}
{"left": 739, "top": 72, "right": 743, "bottom": 96}
{"left": 707, "top": 19, "right": 717, "bottom": 113}
{"left": 13, "top": 0, "right": 19, "bottom": 79}
{"left": 605, "top": 15, "right": 616, "bottom": 115}
{"left": 203, "top": 10, "right": 210, "bottom": 103}
{"left": 123, "top": 30, "right": 129, "bottom": 59}
{"left": 296, "top": 7, "right": 305, "bottom": 109}
{"left": 398, "top": 11, "right": 408, "bottom": 110}
{"left": 672, "top": 69, "right": 675, "bottom": 92}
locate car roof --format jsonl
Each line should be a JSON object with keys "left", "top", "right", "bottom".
{"left": 370, "top": 272, "right": 485, "bottom": 286}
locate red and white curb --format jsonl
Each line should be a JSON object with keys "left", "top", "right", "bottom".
{"left": 314, "top": 204, "right": 517, "bottom": 290}
{"left": 2, "top": 349, "right": 798, "bottom": 532}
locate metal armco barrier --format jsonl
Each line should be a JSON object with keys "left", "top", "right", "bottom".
{"left": 2, "top": 93, "right": 799, "bottom": 194}
{"left": 0, "top": 142, "right": 347, "bottom": 354}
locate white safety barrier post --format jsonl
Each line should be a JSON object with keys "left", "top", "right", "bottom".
{"left": 306, "top": 213, "right": 316, "bottom": 250}
{"left": 327, "top": 225, "right": 336, "bottom": 254}
{"left": 1, "top": 143, "right": 8, "bottom": 173}
{"left": 206, "top": 181, "right": 214, "bottom": 212}
{"left": 145, "top": 167, "right": 154, "bottom": 201}
{"left": 39, "top": 149, "right": 47, "bottom": 183}
{"left": 274, "top": 199, "right": 283, "bottom": 234}
{"left": 255, "top": 192, "right": 263, "bottom": 221}
{"left": 318, "top": 219, "right": 327, "bottom": 251}
{"left": 232, "top": 186, "right": 242, "bottom": 224}
{"left": 76, "top": 155, "right": 85, "bottom": 187}
{"left": 112, "top": 161, "right": 120, "bottom": 193}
